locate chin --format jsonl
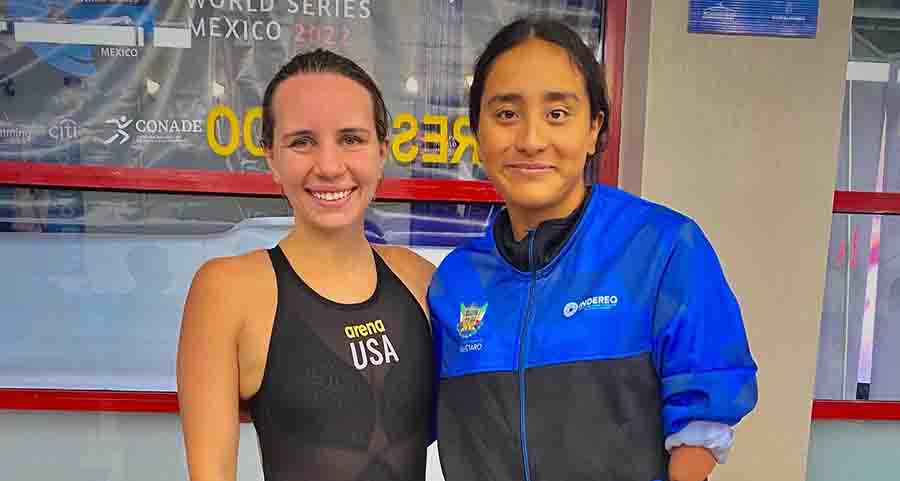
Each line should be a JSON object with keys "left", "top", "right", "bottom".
{"left": 498, "top": 180, "right": 563, "bottom": 208}
{"left": 292, "top": 205, "right": 365, "bottom": 234}
{"left": 508, "top": 193, "right": 563, "bottom": 212}
{"left": 306, "top": 212, "right": 366, "bottom": 232}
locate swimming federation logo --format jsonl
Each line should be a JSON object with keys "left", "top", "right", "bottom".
{"left": 563, "top": 295, "right": 619, "bottom": 318}
{"left": 104, "top": 116, "right": 133, "bottom": 144}
{"left": 458, "top": 303, "right": 488, "bottom": 338}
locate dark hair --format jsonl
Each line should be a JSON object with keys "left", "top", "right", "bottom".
{"left": 469, "top": 16, "right": 610, "bottom": 156}
{"left": 260, "top": 49, "right": 389, "bottom": 149}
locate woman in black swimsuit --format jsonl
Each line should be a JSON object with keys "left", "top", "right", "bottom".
{"left": 177, "top": 49, "right": 436, "bottom": 481}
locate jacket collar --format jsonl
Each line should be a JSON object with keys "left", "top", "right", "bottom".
{"left": 493, "top": 185, "right": 592, "bottom": 272}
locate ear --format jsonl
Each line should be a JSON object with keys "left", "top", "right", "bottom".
{"left": 587, "top": 112, "right": 605, "bottom": 156}
{"left": 379, "top": 139, "right": 389, "bottom": 166}
{"left": 475, "top": 129, "right": 486, "bottom": 168}
{"left": 264, "top": 147, "right": 282, "bottom": 184}
{"left": 378, "top": 139, "right": 391, "bottom": 169}
{"left": 373, "top": 140, "right": 389, "bottom": 193}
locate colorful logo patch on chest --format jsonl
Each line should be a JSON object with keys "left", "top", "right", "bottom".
{"left": 458, "top": 303, "right": 488, "bottom": 338}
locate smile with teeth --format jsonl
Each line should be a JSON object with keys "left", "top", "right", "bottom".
{"left": 310, "top": 189, "right": 354, "bottom": 201}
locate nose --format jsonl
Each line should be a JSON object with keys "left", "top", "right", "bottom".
{"left": 314, "top": 142, "right": 348, "bottom": 179}
{"left": 514, "top": 114, "right": 548, "bottom": 156}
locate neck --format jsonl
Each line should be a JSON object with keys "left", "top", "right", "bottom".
{"left": 281, "top": 219, "right": 371, "bottom": 269}
{"left": 507, "top": 183, "right": 587, "bottom": 241}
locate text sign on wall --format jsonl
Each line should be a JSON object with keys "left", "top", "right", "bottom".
{"left": 688, "top": 1, "right": 818, "bottom": 38}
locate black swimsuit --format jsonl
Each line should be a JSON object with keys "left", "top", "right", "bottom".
{"left": 249, "top": 246, "right": 435, "bottom": 481}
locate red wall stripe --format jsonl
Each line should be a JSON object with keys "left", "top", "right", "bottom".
{"left": 833, "top": 190, "right": 900, "bottom": 215}
{"left": 0, "top": 389, "right": 178, "bottom": 414}
{"left": 3, "top": 389, "right": 900, "bottom": 421}
{"left": 811, "top": 399, "right": 900, "bottom": 421}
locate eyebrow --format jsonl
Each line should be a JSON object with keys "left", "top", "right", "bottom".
{"left": 484, "top": 91, "right": 580, "bottom": 106}
{"left": 336, "top": 127, "right": 372, "bottom": 136}
{"left": 281, "top": 129, "right": 313, "bottom": 142}
{"left": 544, "top": 91, "right": 580, "bottom": 103}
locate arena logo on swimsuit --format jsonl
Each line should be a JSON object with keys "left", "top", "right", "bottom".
{"left": 345, "top": 320, "right": 399, "bottom": 370}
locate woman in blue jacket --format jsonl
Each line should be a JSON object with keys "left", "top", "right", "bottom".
{"left": 428, "top": 16, "right": 758, "bottom": 481}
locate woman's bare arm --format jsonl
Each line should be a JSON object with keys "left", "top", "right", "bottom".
{"left": 177, "top": 258, "right": 246, "bottom": 481}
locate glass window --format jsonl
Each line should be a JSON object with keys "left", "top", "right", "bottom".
{"left": 816, "top": 213, "right": 900, "bottom": 401}
{"left": 836, "top": 2, "right": 900, "bottom": 192}
{"left": 0, "top": 187, "right": 497, "bottom": 390}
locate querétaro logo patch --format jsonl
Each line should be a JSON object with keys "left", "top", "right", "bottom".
{"left": 457, "top": 303, "right": 487, "bottom": 338}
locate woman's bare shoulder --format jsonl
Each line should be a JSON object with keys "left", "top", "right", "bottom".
{"left": 183, "top": 249, "right": 275, "bottom": 330}
{"left": 373, "top": 245, "right": 436, "bottom": 323}
{"left": 373, "top": 245, "right": 436, "bottom": 291}
{"left": 193, "top": 249, "right": 273, "bottom": 288}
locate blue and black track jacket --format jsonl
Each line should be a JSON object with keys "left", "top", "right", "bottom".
{"left": 428, "top": 184, "right": 758, "bottom": 481}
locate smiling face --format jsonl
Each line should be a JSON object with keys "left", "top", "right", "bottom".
{"left": 477, "top": 38, "right": 602, "bottom": 232}
{"left": 265, "top": 72, "right": 386, "bottom": 234}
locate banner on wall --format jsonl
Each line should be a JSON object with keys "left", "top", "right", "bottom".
{"left": 0, "top": 0, "right": 605, "bottom": 183}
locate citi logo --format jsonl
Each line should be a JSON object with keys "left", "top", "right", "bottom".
{"left": 48, "top": 118, "right": 78, "bottom": 142}
{"left": 563, "top": 294, "right": 619, "bottom": 318}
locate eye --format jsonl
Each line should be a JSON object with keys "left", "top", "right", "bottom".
{"left": 340, "top": 134, "right": 366, "bottom": 146}
{"left": 289, "top": 136, "right": 315, "bottom": 150}
{"left": 548, "top": 108, "right": 570, "bottom": 122}
{"left": 495, "top": 109, "right": 517, "bottom": 122}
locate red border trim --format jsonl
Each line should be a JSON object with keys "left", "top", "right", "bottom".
{"left": 834, "top": 190, "right": 900, "bottom": 215}
{"left": 0, "top": 389, "right": 178, "bottom": 414}
{"left": 0, "top": 389, "right": 255, "bottom": 421}
{"left": 600, "top": 0, "right": 626, "bottom": 186}
{"left": 811, "top": 400, "right": 900, "bottom": 421}
{"left": 0, "top": 161, "right": 502, "bottom": 203}
{"left": 4, "top": 390, "right": 900, "bottom": 422}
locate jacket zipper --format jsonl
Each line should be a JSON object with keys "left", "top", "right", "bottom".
{"left": 518, "top": 231, "right": 537, "bottom": 481}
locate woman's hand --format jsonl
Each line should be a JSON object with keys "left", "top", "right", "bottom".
{"left": 668, "top": 445, "right": 716, "bottom": 481}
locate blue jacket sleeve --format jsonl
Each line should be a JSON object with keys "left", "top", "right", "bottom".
{"left": 652, "top": 220, "right": 758, "bottom": 436}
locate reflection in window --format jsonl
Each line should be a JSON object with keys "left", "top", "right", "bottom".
{"left": 838, "top": 5, "right": 900, "bottom": 193}
{"left": 0, "top": 187, "right": 498, "bottom": 391}
{"left": 0, "top": 187, "right": 497, "bottom": 243}
{"left": 817, "top": 213, "right": 900, "bottom": 401}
